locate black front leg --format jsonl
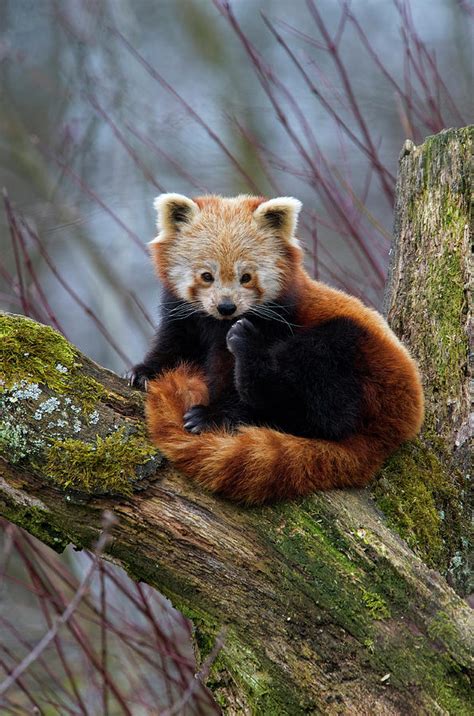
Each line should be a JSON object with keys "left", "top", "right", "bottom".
{"left": 227, "top": 317, "right": 365, "bottom": 440}
{"left": 226, "top": 318, "right": 278, "bottom": 406}
{"left": 129, "top": 305, "right": 204, "bottom": 390}
{"left": 182, "top": 335, "right": 253, "bottom": 433}
{"left": 128, "top": 332, "right": 178, "bottom": 390}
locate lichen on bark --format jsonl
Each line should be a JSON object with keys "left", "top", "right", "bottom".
{"left": 0, "top": 313, "right": 162, "bottom": 496}
{"left": 0, "top": 314, "right": 105, "bottom": 409}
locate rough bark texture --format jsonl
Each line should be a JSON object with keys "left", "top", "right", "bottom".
{"left": 0, "top": 127, "right": 472, "bottom": 714}
{"left": 375, "top": 126, "right": 472, "bottom": 592}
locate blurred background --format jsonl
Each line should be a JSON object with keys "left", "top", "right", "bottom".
{"left": 0, "top": 519, "right": 221, "bottom": 714}
{"left": 0, "top": 1, "right": 472, "bottom": 712}
{"left": 1, "top": 0, "right": 472, "bottom": 374}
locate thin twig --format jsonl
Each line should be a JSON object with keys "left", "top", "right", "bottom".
{"left": 0, "top": 512, "right": 117, "bottom": 700}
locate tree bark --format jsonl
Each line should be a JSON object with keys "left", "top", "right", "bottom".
{"left": 0, "top": 127, "right": 472, "bottom": 715}
{"left": 375, "top": 126, "right": 472, "bottom": 592}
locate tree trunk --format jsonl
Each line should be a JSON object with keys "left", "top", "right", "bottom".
{"left": 375, "top": 126, "right": 472, "bottom": 593}
{"left": 0, "top": 126, "right": 472, "bottom": 715}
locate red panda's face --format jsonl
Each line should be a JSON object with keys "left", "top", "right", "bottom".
{"left": 181, "top": 257, "right": 269, "bottom": 320}
{"left": 149, "top": 194, "right": 303, "bottom": 320}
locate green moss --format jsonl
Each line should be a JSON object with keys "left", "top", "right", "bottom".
{"left": 0, "top": 314, "right": 105, "bottom": 411}
{"left": 259, "top": 500, "right": 402, "bottom": 641}
{"left": 44, "top": 425, "right": 158, "bottom": 495}
{"left": 157, "top": 593, "right": 310, "bottom": 714}
{"left": 361, "top": 589, "right": 390, "bottom": 620}
{"left": 376, "top": 628, "right": 472, "bottom": 715}
{"left": 372, "top": 439, "right": 465, "bottom": 572}
{"left": 0, "top": 315, "right": 75, "bottom": 385}
{"left": 268, "top": 499, "right": 356, "bottom": 570}
{"left": 222, "top": 638, "right": 273, "bottom": 710}
{"left": 424, "top": 245, "right": 467, "bottom": 400}
{"left": 178, "top": 604, "right": 302, "bottom": 713}
{"left": 254, "top": 500, "right": 472, "bottom": 711}
{"left": 175, "top": 604, "right": 237, "bottom": 710}
{"left": 178, "top": 603, "right": 220, "bottom": 663}
{"left": 367, "top": 553, "right": 416, "bottom": 611}
{"left": 406, "top": 190, "right": 468, "bottom": 431}
{"left": 0, "top": 496, "right": 71, "bottom": 553}
{"left": 427, "top": 611, "right": 460, "bottom": 649}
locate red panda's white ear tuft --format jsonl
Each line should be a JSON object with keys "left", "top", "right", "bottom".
{"left": 149, "top": 193, "right": 199, "bottom": 244}
{"left": 253, "top": 197, "right": 302, "bottom": 247}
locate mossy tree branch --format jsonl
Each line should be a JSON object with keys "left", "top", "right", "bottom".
{"left": 1, "top": 127, "right": 472, "bottom": 714}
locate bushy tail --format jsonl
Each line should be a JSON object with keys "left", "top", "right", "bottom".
{"left": 145, "top": 365, "right": 386, "bottom": 504}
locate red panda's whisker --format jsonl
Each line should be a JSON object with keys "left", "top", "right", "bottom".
{"left": 251, "top": 306, "right": 302, "bottom": 328}
{"left": 248, "top": 306, "right": 302, "bottom": 333}
{"left": 166, "top": 301, "right": 201, "bottom": 315}
{"left": 167, "top": 306, "right": 204, "bottom": 322}
{"left": 168, "top": 312, "right": 204, "bottom": 323}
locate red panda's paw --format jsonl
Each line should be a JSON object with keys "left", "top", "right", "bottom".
{"left": 226, "top": 318, "right": 262, "bottom": 356}
{"left": 183, "top": 404, "right": 213, "bottom": 433}
{"left": 184, "top": 404, "right": 244, "bottom": 433}
{"left": 127, "top": 363, "right": 157, "bottom": 391}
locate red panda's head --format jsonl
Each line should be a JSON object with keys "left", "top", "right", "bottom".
{"left": 149, "top": 193, "right": 303, "bottom": 320}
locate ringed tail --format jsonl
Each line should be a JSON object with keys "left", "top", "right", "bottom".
{"left": 145, "top": 365, "right": 389, "bottom": 505}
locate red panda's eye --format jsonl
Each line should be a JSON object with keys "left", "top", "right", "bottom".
{"left": 201, "top": 272, "right": 214, "bottom": 283}
{"left": 240, "top": 273, "right": 252, "bottom": 284}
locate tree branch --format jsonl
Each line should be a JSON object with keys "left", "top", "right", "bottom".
{"left": 1, "top": 126, "right": 472, "bottom": 713}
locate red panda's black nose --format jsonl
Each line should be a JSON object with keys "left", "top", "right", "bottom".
{"left": 217, "top": 300, "right": 237, "bottom": 316}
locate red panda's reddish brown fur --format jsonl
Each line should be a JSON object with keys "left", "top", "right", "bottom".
{"left": 145, "top": 206, "right": 424, "bottom": 503}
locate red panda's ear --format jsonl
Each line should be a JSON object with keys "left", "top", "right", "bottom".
{"left": 253, "top": 197, "right": 302, "bottom": 246}
{"left": 151, "top": 193, "right": 199, "bottom": 241}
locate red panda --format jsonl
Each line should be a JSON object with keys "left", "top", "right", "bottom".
{"left": 131, "top": 193, "right": 424, "bottom": 504}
